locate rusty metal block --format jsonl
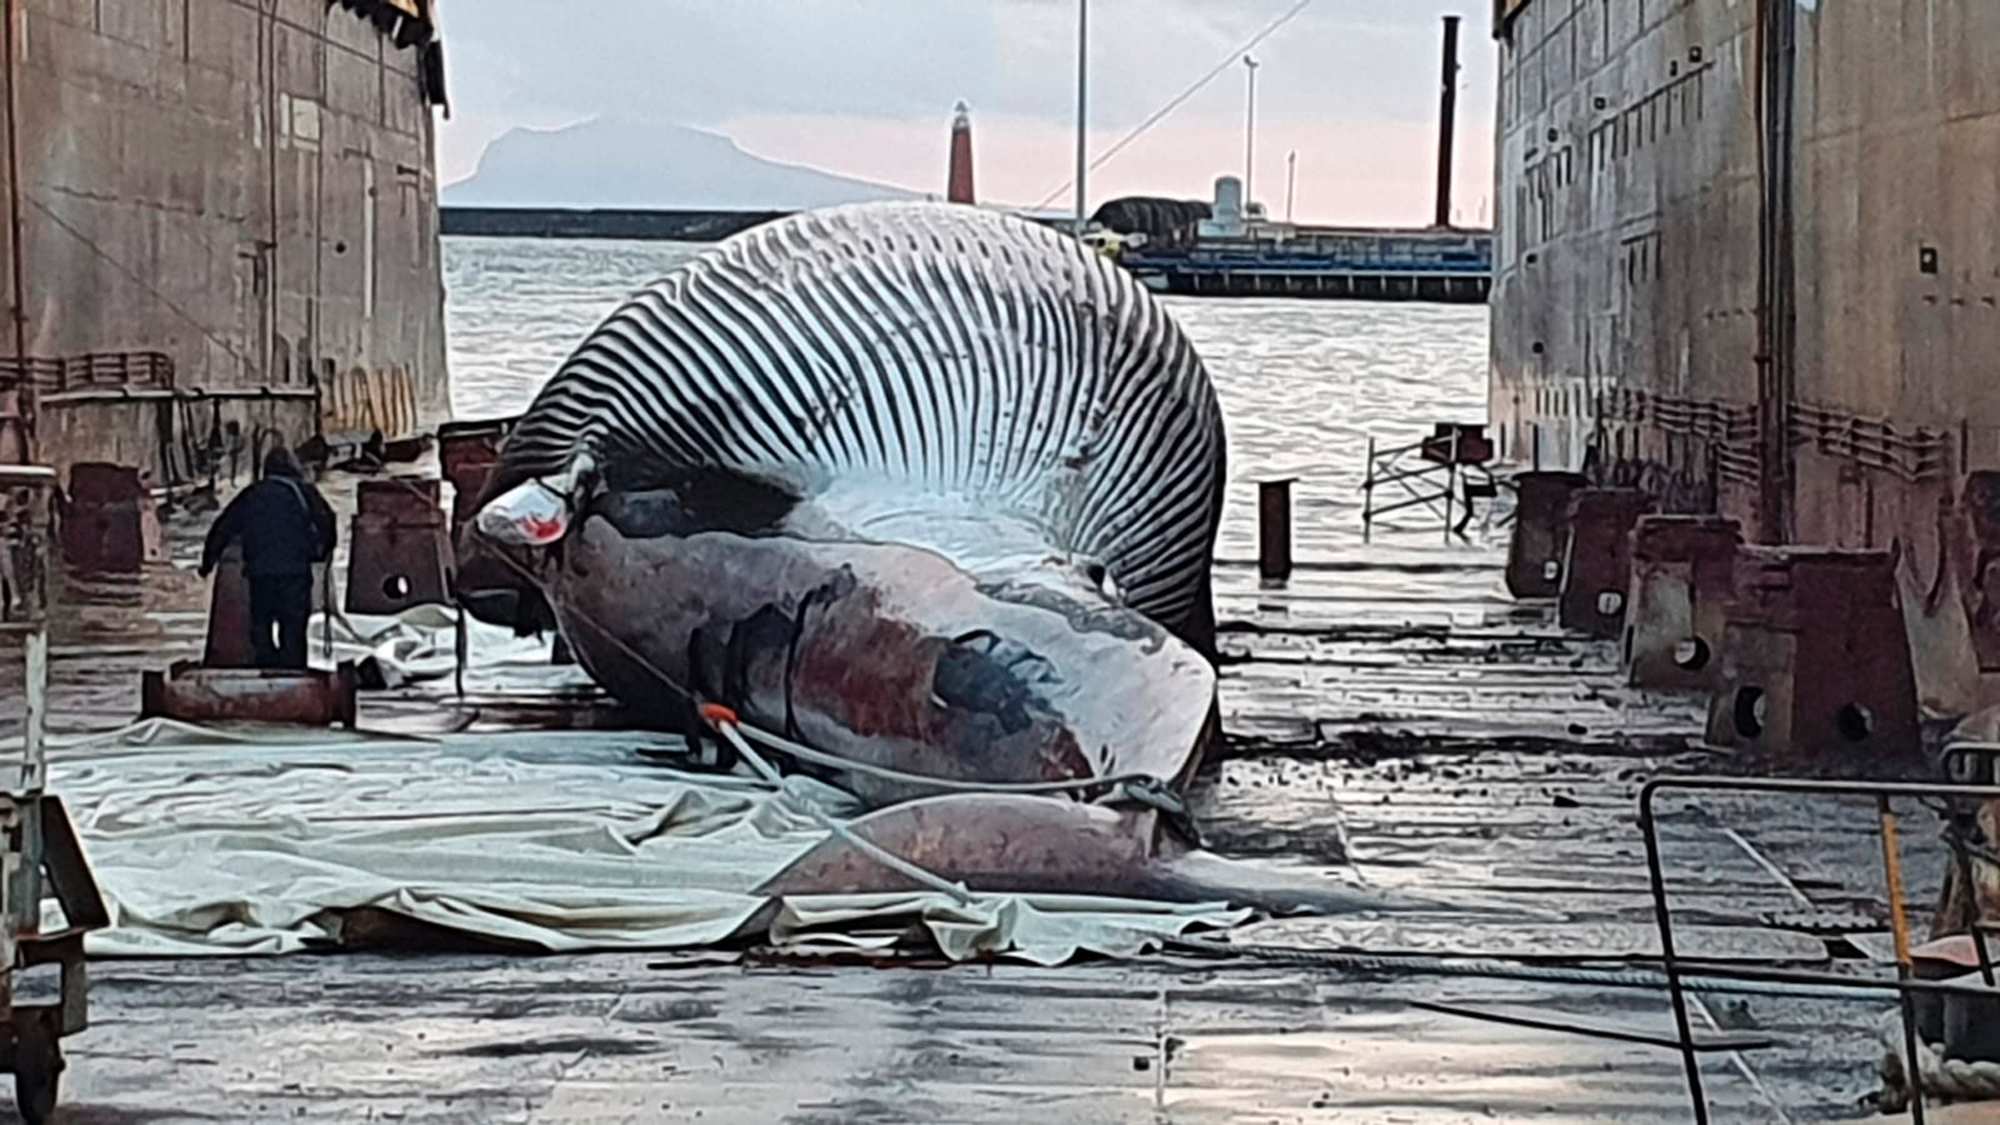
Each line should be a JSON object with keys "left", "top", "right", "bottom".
{"left": 201, "top": 546, "right": 255, "bottom": 668}
{"left": 140, "top": 660, "right": 358, "bottom": 729}
{"left": 1504, "top": 470, "right": 1589, "bottom": 598}
{"left": 1623, "top": 515, "right": 1742, "bottom": 691}
{"left": 344, "top": 478, "right": 452, "bottom": 615}
{"left": 438, "top": 418, "right": 513, "bottom": 539}
{"left": 1557, "top": 487, "right": 1656, "bottom": 638}
{"left": 59, "top": 462, "right": 145, "bottom": 575}
{"left": 438, "top": 417, "right": 544, "bottom": 626}
{"left": 1419, "top": 422, "right": 1494, "bottom": 466}
{"left": 1704, "top": 547, "right": 1921, "bottom": 767}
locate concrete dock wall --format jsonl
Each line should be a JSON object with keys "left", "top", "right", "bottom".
{"left": 2, "top": 0, "right": 449, "bottom": 479}
{"left": 1490, "top": 0, "right": 2000, "bottom": 580}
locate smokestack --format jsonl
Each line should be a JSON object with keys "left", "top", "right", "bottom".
{"left": 1435, "top": 14, "right": 1461, "bottom": 229}
{"left": 947, "top": 101, "right": 975, "bottom": 205}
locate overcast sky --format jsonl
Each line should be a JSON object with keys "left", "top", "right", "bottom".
{"left": 436, "top": 1, "right": 1498, "bottom": 227}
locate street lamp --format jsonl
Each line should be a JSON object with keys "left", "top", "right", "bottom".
{"left": 1242, "top": 55, "right": 1260, "bottom": 214}
{"left": 1286, "top": 149, "right": 1297, "bottom": 222}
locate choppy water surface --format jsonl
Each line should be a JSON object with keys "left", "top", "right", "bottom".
{"left": 443, "top": 236, "right": 1493, "bottom": 562}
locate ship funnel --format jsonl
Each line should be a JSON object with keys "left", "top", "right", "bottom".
{"left": 947, "top": 100, "right": 975, "bottom": 205}
{"left": 1435, "top": 14, "right": 1461, "bottom": 228}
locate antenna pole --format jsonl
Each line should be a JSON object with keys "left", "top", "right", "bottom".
{"left": 1074, "top": 0, "right": 1088, "bottom": 231}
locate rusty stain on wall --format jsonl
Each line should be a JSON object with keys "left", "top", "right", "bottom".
{"left": 2, "top": 0, "right": 450, "bottom": 476}
{"left": 1490, "top": 0, "right": 2000, "bottom": 606}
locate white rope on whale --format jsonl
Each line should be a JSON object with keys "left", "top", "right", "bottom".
{"left": 702, "top": 704, "right": 975, "bottom": 907}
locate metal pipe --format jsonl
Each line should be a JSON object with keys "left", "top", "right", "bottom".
{"left": 1435, "top": 14, "right": 1461, "bottom": 228}
{"left": 1363, "top": 435, "right": 1377, "bottom": 542}
{"left": 4, "top": 0, "right": 31, "bottom": 458}
{"left": 23, "top": 626, "right": 45, "bottom": 792}
{"left": 265, "top": 0, "right": 278, "bottom": 388}
{"left": 1073, "top": 0, "right": 1087, "bottom": 232}
{"left": 1258, "top": 478, "right": 1292, "bottom": 582}
{"left": 1639, "top": 793, "right": 1711, "bottom": 1124}
{"left": 1879, "top": 796, "right": 1928, "bottom": 1124}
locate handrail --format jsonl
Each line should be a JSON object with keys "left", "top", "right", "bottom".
{"left": 1637, "top": 775, "right": 2000, "bottom": 1125}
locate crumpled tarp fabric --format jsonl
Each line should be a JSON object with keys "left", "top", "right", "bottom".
{"left": 31, "top": 719, "right": 1245, "bottom": 965}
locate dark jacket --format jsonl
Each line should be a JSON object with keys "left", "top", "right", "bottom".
{"left": 201, "top": 448, "right": 337, "bottom": 579}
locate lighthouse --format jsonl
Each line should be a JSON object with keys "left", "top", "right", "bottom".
{"left": 946, "top": 100, "right": 975, "bottom": 205}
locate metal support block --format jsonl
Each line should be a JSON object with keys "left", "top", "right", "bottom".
{"left": 438, "top": 417, "right": 541, "bottom": 623}
{"left": 1623, "top": 515, "right": 1742, "bottom": 691}
{"left": 1503, "top": 470, "right": 1588, "bottom": 598}
{"left": 1556, "top": 487, "right": 1655, "bottom": 638}
{"left": 200, "top": 546, "right": 255, "bottom": 668}
{"left": 57, "top": 463, "right": 146, "bottom": 576}
{"left": 344, "top": 478, "right": 453, "bottom": 615}
{"left": 437, "top": 417, "right": 513, "bottom": 540}
{"left": 1703, "top": 547, "right": 1922, "bottom": 767}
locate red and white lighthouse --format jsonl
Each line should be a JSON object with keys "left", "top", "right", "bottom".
{"left": 946, "top": 100, "right": 975, "bottom": 205}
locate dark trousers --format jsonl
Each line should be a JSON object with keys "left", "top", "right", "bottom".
{"left": 248, "top": 574, "right": 314, "bottom": 670}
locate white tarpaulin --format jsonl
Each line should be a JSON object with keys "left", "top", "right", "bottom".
{"left": 27, "top": 719, "right": 1246, "bottom": 965}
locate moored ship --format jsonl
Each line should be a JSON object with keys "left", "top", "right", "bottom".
{"left": 1, "top": 0, "right": 452, "bottom": 488}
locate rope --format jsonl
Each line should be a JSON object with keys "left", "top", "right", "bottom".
{"left": 704, "top": 706, "right": 974, "bottom": 907}
{"left": 724, "top": 719, "right": 1195, "bottom": 838}
{"left": 1875, "top": 1007, "right": 2000, "bottom": 1111}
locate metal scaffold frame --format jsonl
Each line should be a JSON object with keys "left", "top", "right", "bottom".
{"left": 0, "top": 465, "right": 110, "bottom": 1124}
{"left": 1360, "top": 424, "right": 1504, "bottom": 542}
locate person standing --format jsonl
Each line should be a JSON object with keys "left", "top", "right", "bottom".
{"left": 198, "top": 446, "right": 337, "bottom": 669}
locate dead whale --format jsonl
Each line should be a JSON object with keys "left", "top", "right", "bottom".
{"left": 461, "top": 201, "right": 1531, "bottom": 921}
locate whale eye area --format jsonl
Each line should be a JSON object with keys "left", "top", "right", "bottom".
{"left": 934, "top": 631, "right": 1057, "bottom": 734}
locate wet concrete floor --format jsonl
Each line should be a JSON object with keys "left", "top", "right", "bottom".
{"left": 0, "top": 474, "right": 1961, "bottom": 1123}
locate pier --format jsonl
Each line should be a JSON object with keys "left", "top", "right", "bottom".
{"left": 0, "top": 448, "right": 1948, "bottom": 1121}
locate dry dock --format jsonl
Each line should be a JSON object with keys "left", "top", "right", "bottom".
{"left": 0, "top": 466, "right": 1952, "bottom": 1123}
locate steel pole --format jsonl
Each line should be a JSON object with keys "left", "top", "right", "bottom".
{"left": 1285, "top": 149, "right": 1297, "bottom": 222}
{"left": 4, "top": 0, "right": 31, "bottom": 460}
{"left": 1243, "top": 56, "right": 1259, "bottom": 212}
{"left": 1435, "top": 15, "right": 1461, "bottom": 228}
{"left": 1073, "top": 0, "right": 1088, "bottom": 232}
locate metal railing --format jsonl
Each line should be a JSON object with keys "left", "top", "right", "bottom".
{"left": 0, "top": 352, "right": 174, "bottom": 397}
{"left": 1640, "top": 774, "right": 2000, "bottom": 1125}
{"left": 1790, "top": 403, "right": 1952, "bottom": 484}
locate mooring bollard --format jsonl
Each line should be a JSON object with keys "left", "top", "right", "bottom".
{"left": 1259, "top": 478, "right": 1294, "bottom": 582}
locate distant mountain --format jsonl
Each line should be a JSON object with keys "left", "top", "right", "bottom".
{"left": 444, "top": 117, "right": 923, "bottom": 210}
